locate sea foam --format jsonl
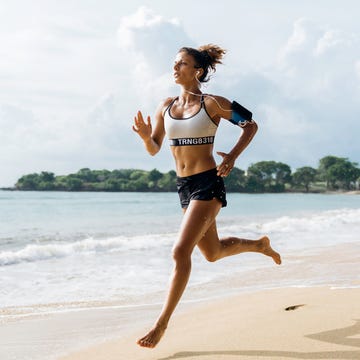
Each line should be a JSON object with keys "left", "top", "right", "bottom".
{"left": 0, "top": 233, "right": 174, "bottom": 266}
{"left": 1, "top": 207, "right": 359, "bottom": 267}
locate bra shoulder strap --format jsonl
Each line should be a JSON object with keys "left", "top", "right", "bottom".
{"left": 163, "top": 97, "right": 177, "bottom": 117}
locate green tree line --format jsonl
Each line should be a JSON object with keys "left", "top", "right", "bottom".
{"left": 14, "top": 155, "right": 360, "bottom": 193}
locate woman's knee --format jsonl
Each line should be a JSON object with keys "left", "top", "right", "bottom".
{"left": 172, "top": 244, "right": 192, "bottom": 263}
{"left": 202, "top": 250, "right": 220, "bottom": 263}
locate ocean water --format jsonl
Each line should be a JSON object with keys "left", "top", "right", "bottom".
{"left": 0, "top": 190, "right": 359, "bottom": 318}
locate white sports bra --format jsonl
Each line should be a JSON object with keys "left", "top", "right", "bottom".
{"left": 164, "top": 96, "right": 218, "bottom": 146}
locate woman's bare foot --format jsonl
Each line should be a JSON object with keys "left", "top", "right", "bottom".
{"left": 259, "top": 236, "right": 282, "bottom": 265}
{"left": 137, "top": 323, "right": 167, "bottom": 348}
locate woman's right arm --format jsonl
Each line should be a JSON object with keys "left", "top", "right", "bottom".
{"left": 132, "top": 99, "right": 168, "bottom": 156}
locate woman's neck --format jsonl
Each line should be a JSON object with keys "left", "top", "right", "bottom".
{"left": 179, "top": 86, "right": 202, "bottom": 102}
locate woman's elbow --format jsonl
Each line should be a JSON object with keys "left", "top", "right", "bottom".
{"left": 243, "top": 120, "right": 258, "bottom": 135}
{"left": 147, "top": 143, "right": 161, "bottom": 156}
{"left": 148, "top": 149, "right": 159, "bottom": 156}
{"left": 251, "top": 121, "right": 258, "bottom": 134}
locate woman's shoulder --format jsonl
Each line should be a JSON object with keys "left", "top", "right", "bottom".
{"left": 161, "top": 96, "right": 177, "bottom": 106}
{"left": 203, "top": 94, "right": 230, "bottom": 105}
{"left": 155, "top": 97, "right": 177, "bottom": 118}
{"left": 203, "top": 94, "right": 232, "bottom": 115}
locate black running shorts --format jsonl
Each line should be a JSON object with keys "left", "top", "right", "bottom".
{"left": 176, "top": 168, "right": 227, "bottom": 209}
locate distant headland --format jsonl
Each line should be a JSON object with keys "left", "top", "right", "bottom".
{"left": 2, "top": 155, "right": 359, "bottom": 193}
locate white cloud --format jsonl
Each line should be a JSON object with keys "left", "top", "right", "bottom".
{"left": 83, "top": 6, "right": 193, "bottom": 145}
{"left": 118, "top": 6, "right": 184, "bottom": 53}
{"left": 117, "top": 6, "right": 193, "bottom": 77}
{"left": 214, "top": 18, "right": 360, "bottom": 167}
{"left": 118, "top": 6, "right": 171, "bottom": 49}
{"left": 278, "top": 18, "right": 322, "bottom": 67}
{"left": 316, "top": 30, "right": 340, "bottom": 55}
{"left": 267, "top": 17, "right": 360, "bottom": 134}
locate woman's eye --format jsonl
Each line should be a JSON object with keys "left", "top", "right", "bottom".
{"left": 174, "top": 61, "right": 187, "bottom": 67}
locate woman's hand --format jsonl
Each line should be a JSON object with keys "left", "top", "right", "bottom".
{"left": 216, "top": 151, "right": 235, "bottom": 177}
{"left": 132, "top": 111, "right": 152, "bottom": 142}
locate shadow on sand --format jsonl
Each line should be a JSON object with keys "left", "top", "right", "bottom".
{"left": 158, "top": 319, "right": 360, "bottom": 359}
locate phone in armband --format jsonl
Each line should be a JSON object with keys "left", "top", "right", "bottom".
{"left": 230, "top": 101, "right": 253, "bottom": 126}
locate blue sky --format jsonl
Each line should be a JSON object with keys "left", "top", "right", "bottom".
{"left": 1, "top": 0, "right": 359, "bottom": 186}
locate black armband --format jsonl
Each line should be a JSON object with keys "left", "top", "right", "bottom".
{"left": 229, "top": 101, "right": 253, "bottom": 126}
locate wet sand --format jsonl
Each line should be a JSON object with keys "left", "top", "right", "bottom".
{"left": 58, "top": 287, "right": 360, "bottom": 360}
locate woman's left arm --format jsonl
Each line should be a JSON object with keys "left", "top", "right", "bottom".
{"left": 205, "top": 95, "right": 258, "bottom": 177}
{"left": 217, "top": 121, "right": 258, "bottom": 177}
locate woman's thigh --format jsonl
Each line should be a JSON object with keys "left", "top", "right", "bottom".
{"left": 196, "top": 218, "right": 221, "bottom": 260}
{"left": 174, "top": 199, "right": 222, "bottom": 255}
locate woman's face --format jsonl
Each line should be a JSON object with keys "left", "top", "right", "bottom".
{"left": 173, "top": 51, "right": 198, "bottom": 84}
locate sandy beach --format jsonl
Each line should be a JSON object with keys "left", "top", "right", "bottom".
{"left": 58, "top": 287, "right": 360, "bottom": 360}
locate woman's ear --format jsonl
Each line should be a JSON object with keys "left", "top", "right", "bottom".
{"left": 195, "top": 69, "right": 203, "bottom": 78}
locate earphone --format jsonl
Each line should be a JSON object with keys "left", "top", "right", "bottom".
{"left": 188, "top": 72, "right": 230, "bottom": 112}
{"left": 184, "top": 88, "right": 253, "bottom": 125}
{"left": 185, "top": 89, "right": 231, "bottom": 113}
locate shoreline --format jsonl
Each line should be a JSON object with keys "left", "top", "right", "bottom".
{"left": 57, "top": 286, "right": 360, "bottom": 360}
{"left": 1, "top": 187, "right": 359, "bottom": 195}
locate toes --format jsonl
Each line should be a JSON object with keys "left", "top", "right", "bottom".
{"left": 275, "top": 254, "right": 282, "bottom": 265}
{"left": 137, "top": 338, "right": 153, "bottom": 348}
{"left": 137, "top": 329, "right": 162, "bottom": 348}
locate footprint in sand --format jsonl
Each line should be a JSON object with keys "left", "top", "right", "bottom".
{"left": 285, "top": 304, "right": 306, "bottom": 311}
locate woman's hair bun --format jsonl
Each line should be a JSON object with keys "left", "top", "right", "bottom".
{"left": 198, "top": 44, "right": 226, "bottom": 70}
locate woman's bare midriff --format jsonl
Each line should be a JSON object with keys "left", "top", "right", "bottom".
{"left": 171, "top": 144, "right": 217, "bottom": 177}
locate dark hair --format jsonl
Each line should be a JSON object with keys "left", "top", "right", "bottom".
{"left": 179, "top": 44, "right": 226, "bottom": 83}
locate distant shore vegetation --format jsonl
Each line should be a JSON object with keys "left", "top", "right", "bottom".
{"left": 10, "top": 155, "right": 360, "bottom": 193}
